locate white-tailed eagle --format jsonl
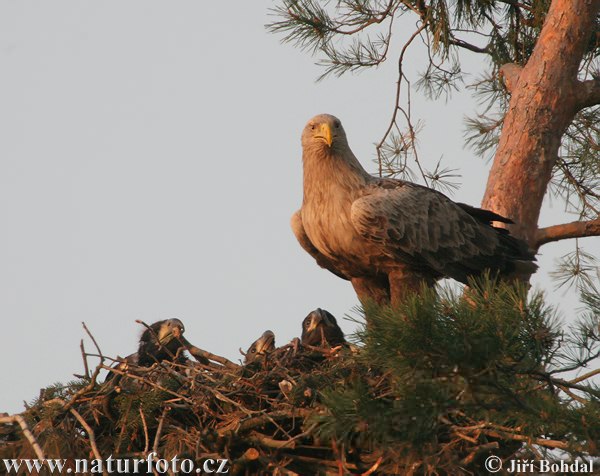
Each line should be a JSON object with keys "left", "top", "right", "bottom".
{"left": 292, "top": 114, "right": 537, "bottom": 306}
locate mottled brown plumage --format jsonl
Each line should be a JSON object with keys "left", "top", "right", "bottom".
{"left": 292, "top": 114, "right": 537, "bottom": 305}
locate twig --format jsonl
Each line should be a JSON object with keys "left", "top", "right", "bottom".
{"left": 55, "top": 324, "right": 107, "bottom": 412}
{"left": 236, "top": 409, "right": 313, "bottom": 433}
{"left": 454, "top": 431, "right": 479, "bottom": 444}
{"left": 480, "top": 429, "right": 576, "bottom": 451}
{"left": 0, "top": 414, "right": 45, "bottom": 460}
{"left": 361, "top": 456, "right": 384, "bottom": 476}
{"left": 447, "top": 37, "right": 487, "bottom": 54}
{"left": 61, "top": 363, "right": 104, "bottom": 413}
{"left": 329, "top": 1, "right": 396, "bottom": 36}
{"left": 460, "top": 442, "right": 499, "bottom": 466}
{"left": 375, "top": 22, "right": 428, "bottom": 177}
{"left": 548, "top": 349, "right": 600, "bottom": 375}
{"left": 248, "top": 431, "right": 296, "bottom": 449}
{"left": 181, "top": 337, "right": 240, "bottom": 369}
{"left": 139, "top": 407, "right": 150, "bottom": 453}
{"left": 527, "top": 370, "right": 600, "bottom": 399}
{"left": 80, "top": 339, "right": 90, "bottom": 379}
{"left": 548, "top": 376, "right": 600, "bottom": 399}
{"left": 70, "top": 408, "right": 108, "bottom": 476}
{"left": 570, "top": 368, "right": 600, "bottom": 384}
{"left": 210, "top": 388, "right": 255, "bottom": 418}
{"left": 82, "top": 322, "right": 104, "bottom": 361}
{"left": 153, "top": 407, "right": 168, "bottom": 454}
{"left": 556, "top": 384, "right": 589, "bottom": 405}
{"left": 100, "top": 365, "right": 193, "bottom": 403}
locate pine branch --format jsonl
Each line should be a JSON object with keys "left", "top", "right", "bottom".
{"left": 496, "top": 0, "right": 533, "bottom": 11}
{"left": 375, "top": 22, "right": 428, "bottom": 178}
{"left": 448, "top": 37, "right": 488, "bottom": 54}
{"left": 527, "top": 371, "right": 600, "bottom": 399}
{"left": 328, "top": 0, "right": 396, "bottom": 36}
{"left": 577, "top": 77, "right": 600, "bottom": 109}
{"left": 571, "top": 368, "right": 600, "bottom": 384}
{"left": 4, "top": 285, "right": 600, "bottom": 472}
{"left": 535, "top": 218, "right": 600, "bottom": 248}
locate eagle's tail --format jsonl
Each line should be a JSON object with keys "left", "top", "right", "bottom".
{"left": 460, "top": 202, "right": 538, "bottom": 279}
{"left": 498, "top": 229, "right": 538, "bottom": 279}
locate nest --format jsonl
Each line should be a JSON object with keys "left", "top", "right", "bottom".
{"left": 3, "top": 301, "right": 596, "bottom": 475}
{"left": 0, "top": 339, "right": 392, "bottom": 475}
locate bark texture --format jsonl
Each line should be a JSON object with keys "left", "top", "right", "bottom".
{"left": 482, "top": 0, "right": 600, "bottom": 247}
{"left": 535, "top": 218, "right": 600, "bottom": 248}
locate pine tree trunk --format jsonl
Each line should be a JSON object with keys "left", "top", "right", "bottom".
{"left": 481, "top": 0, "right": 600, "bottom": 246}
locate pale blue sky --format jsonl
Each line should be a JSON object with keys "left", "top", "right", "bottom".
{"left": 0, "top": 2, "right": 590, "bottom": 413}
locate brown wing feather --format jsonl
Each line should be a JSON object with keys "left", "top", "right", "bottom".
{"left": 350, "top": 181, "right": 535, "bottom": 283}
{"left": 456, "top": 202, "right": 514, "bottom": 225}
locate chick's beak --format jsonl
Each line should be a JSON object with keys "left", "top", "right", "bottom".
{"left": 158, "top": 322, "right": 183, "bottom": 343}
{"left": 306, "top": 313, "right": 323, "bottom": 333}
{"left": 256, "top": 331, "right": 275, "bottom": 354}
{"left": 315, "top": 123, "right": 333, "bottom": 147}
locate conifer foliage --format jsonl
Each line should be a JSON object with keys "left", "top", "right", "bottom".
{"left": 1, "top": 279, "right": 598, "bottom": 474}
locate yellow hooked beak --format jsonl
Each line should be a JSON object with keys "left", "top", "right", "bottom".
{"left": 315, "top": 123, "right": 333, "bottom": 146}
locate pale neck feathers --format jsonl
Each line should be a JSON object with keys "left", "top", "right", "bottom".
{"left": 302, "top": 143, "right": 371, "bottom": 205}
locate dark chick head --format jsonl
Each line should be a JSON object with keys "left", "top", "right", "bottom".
{"left": 301, "top": 309, "right": 346, "bottom": 347}
{"left": 137, "top": 318, "right": 187, "bottom": 366}
{"left": 244, "top": 330, "right": 276, "bottom": 364}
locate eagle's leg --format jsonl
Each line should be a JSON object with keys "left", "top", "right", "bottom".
{"left": 351, "top": 275, "right": 390, "bottom": 307}
{"left": 388, "top": 269, "right": 434, "bottom": 307}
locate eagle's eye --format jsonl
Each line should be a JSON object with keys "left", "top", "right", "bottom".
{"left": 334, "top": 121, "right": 340, "bottom": 128}
{"left": 251, "top": 348, "right": 256, "bottom": 353}
{"left": 310, "top": 124, "right": 316, "bottom": 130}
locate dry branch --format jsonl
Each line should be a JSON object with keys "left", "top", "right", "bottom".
{"left": 535, "top": 217, "right": 600, "bottom": 248}
{"left": 576, "top": 77, "right": 600, "bottom": 109}
{"left": 181, "top": 337, "right": 240, "bottom": 369}
{"left": 2, "top": 328, "right": 598, "bottom": 474}
{"left": 69, "top": 408, "right": 107, "bottom": 476}
{"left": 0, "top": 414, "right": 45, "bottom": 460}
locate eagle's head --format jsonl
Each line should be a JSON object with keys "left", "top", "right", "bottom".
{"left": 154, "top": 318, "right": 185, "bottom": 344}
{"left": 301, "top": 114, "right": 348, "bottom": 153}
{"left": 138, "top": 318, "right": 187, "bottom": 366}
{"left": 301, "top": 308, "right": 345, "bottom": 347}
{"left": 244, "top": 330, "right": 276, "bottom": 364}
